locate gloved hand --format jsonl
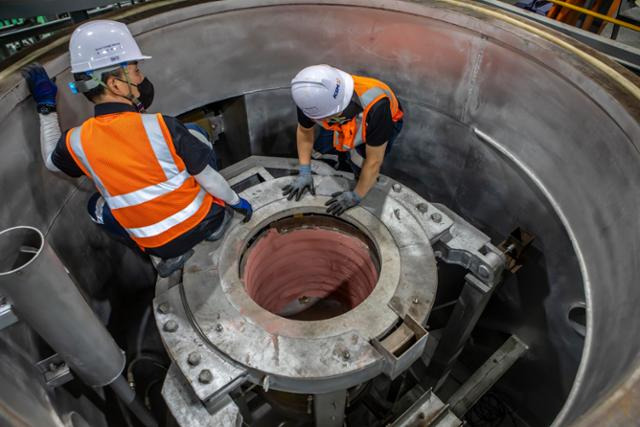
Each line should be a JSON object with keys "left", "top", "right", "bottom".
{"left": 21, "top": 63, "right": 57, "bottom": 109}
{"left": 282, "top": 164, "right": 315, "bottom": 201}
{"left": 230, "top": 196, "right": 253, "bottom": 222}
{"left": 325, "top": 191, "right": 362, "bottom": 216}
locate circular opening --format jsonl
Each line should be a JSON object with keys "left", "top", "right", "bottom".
{"left": 567, "top": 302, "right": 587, "bottom": 337}
{"left": 0, "top": 226, "right": 44, "bottom": 276}
{"left": 241, "top": 214, "right": 380, "bottom": 321}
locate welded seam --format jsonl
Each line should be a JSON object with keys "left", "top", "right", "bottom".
{"left": 43, "top": 184, "right": 82, "bottom": 237}
{"left": 472, "top": 127, "right": 591, "bottom": 427}
{"left": 459, "top": 40, "right": 486, "bottom": 123}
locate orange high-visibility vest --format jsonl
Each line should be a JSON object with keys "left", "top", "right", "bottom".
{"left": 317, "top": 75, "right": 404, "bottom": 152}
{"left": 66, "top": 111, "right": 224, "bottom": 249}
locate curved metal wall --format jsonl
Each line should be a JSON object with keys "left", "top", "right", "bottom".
{"left": 0, "top": 1, "right": 639, "bottom": 425}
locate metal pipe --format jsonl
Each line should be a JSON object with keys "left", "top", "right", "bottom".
{"left": 545, "top": 0, "right": 640, "bottom": 32}
{"left": 0, "top": 226, "right": 156, "bottom": 427}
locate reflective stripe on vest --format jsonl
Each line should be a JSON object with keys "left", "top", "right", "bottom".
{"left": 127, "top": 188, "right": 207, "bottom": 238}
{"left": 69, "top": 118, "right": 191, "bottom": 210}
{"left": 324, "top": 87, "right": 384, "bottom": 152}
{"left": 318, "top": 79, "right": 401, "bottom": 153}
{"left": 70, "top": 125, "right": 189, "bottom": 209}
{"left": 68, "top": 114, "right": 210, "bottom": 243}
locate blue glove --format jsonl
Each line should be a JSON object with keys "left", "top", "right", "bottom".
{"left": 325, "top": 191, "right": 361, "bottom": 216}
{"left": 21, "top": 63, "right": 57, "bottom": 109}
{"left": 282, "top": 164, "right": 315, "bottom": 201}
{"left": 230, "top": 197, "right": 253, "bottom": 222}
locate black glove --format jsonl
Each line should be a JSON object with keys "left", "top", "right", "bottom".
{"left": 325, "top": 191, "right": 362, "bottom": 216}
{"left": 21, "top": 63, "right": 58, "bottom": 113}
{"left": 282, "top": 164, "right": 315, "bottom": 201}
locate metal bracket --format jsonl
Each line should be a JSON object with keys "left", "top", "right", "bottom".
{"left": 432, "top": 204, "right": 505, "bottom": 286}
{"left": 0, "top": 296, "right": 18, "bottom": 330}
{"left": 498, "top": 227, "right": 536, "bottom": 274}
{"left": 35, "top": 353, "right": 73, "bottom": 388}
{"left": 372, "top": 315, "right": 429, "bottom": 380}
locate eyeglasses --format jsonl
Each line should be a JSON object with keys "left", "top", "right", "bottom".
{"left": 326, "top": 115, "right": 348, "bottom": 125}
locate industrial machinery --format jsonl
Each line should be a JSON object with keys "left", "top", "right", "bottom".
{"left": 156, "top": 156, "right": 508, "bottom": 426}
{"left": 1, "top": 0, "right": 639, "bottom": 426}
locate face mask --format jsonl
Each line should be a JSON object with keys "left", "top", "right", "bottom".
{"left": 114, "top": 76, "right": 154, "bottom": 112}
{"left": 136, "top": 77, "right": 154, "bottom": 110}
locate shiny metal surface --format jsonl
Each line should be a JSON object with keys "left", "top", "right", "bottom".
{"left": 157, "top": 156, "right": 506, "bottom": 424}
{"left": 120, "top": 3, "right": 639, "bottom": 423}
{"left": 0, "top": 0, "right": 637, "bottom": 425}
{"left": 0, "top": 226, "right": 125, "bottom": 387}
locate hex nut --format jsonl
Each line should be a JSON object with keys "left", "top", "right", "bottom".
{"left": 392, "top": 183, "right": 402, "bottom": 192}
{"left": 157, "top": 303, "right": 170, "bottom": 314}
{"left": 187, "top": 352, "right": 201, "bottom": 367}
{"left": 198, "top": 369, "right": 213, "bottom": 384}
{"left": 430, "top": 212, "right": 443, "bottom": 223}
{"left": 417, "top": 203, "right": 429, "bottom": 213}
{"left": 478, "top": 265, "right": 491, "bottom": 279}
{"left": 163, "top": 320, "right": 178, "bottom": 332}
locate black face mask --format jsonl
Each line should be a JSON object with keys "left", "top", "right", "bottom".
{"left": 136, "top": 77, "right": 154, "bottom": 110}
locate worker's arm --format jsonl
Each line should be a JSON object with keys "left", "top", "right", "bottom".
{"left": 165, "top": 116, "right": 253, "bottom": 220}
{"left": 193, "top": 166, "right": 239, "bottom": 205}
{"left": 325, "top": 142, "right": 387, "bottom": 216}
{"left": 39, "top": 113, "right": 62, "bottom": 172}
{"left": 22, "top": 64, "right": 63, "bottom": 172}
{"left": 282, "top": 123, "right": 316, "bottom": 201}
{"left": 296, "top": 123, "right": 314, "bottom": 166}
{"left": 354, "top": 142, "right": 387, "bottom": 198}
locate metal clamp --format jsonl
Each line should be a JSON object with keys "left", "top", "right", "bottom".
{"left": 35, "top": 353, "right": 73, "bottom": 388}
{"left": 431, "top": 204, "right": 505, "bottom": 286}
{"left": 0, "top": 296, "right": 18, "bottom": 330}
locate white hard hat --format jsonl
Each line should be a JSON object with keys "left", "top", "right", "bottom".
{"left": 291, "top": 65, "right": 354, "bottom": 120}
{"left": 69, "top": 20, "right": 151, "bottom": 73}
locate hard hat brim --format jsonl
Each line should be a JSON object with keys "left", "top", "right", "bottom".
{"left": 71, "top": 55, "right": 152, "bottom": 73}
{"left": 336, "top": 69, "right": 354, "bottom": 114}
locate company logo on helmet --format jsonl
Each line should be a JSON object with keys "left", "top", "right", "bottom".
{"left": 333, "top": 78, "right": 341, "bottom": 99}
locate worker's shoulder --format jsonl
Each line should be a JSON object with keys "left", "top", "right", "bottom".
{"left": 366, "top": 96, "right": 391, "bottom": 117}
{"left": 157, "top": 114, "right": 187, "bottom": 133}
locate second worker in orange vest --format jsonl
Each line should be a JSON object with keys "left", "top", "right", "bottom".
{"left": 283, "top": 64, "right": 404, "bottom": 215}
{"left": 23, "top": 20, "right": 253, "bottom": 277}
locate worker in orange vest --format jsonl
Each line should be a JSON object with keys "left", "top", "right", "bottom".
{"left": 22, "top": 20, "right": 252, "bottom": 277}
{"left": 283, "top": 64, "right": 404, "bottom": 215}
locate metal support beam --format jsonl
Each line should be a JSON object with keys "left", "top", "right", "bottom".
{"left": 425, "top": 273, "right": 499, "bottom": 389}
{"left": 391, "top": 388, "right": 462, "bottom": 427}
{"left": 449, "top": 335, "right": 529, "bottom": 418}
{"left": 314, "top": 389, "right": 347, "bottom": 427}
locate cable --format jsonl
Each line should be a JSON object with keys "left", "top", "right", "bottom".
{"left": 136, "top": 305, "right": 152, "bottom": 358}
{"left": 127, "top": 354, "right": 168, "bottom": 385}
